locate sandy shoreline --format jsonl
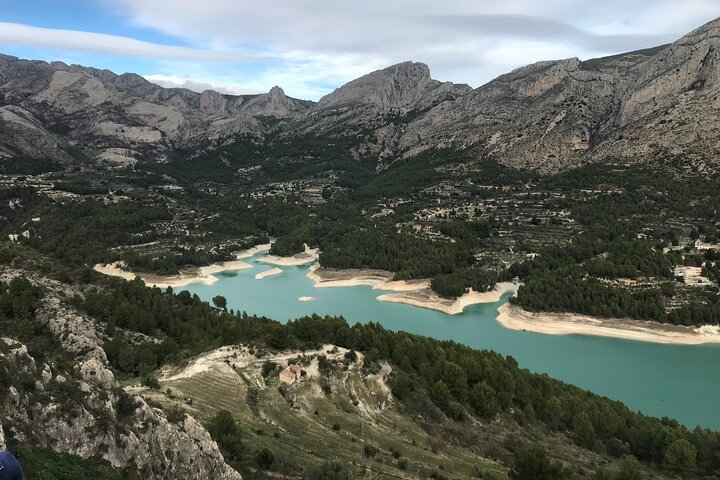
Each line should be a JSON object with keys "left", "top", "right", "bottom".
{"left": 236, "top": 243, "right": 271, "bottom": 258}
{"left": 496, "top": 303, "right": 720, "bottom": 345}
{"left": 308, "top": 266, "right": 720, "bottom": 343}
{"left": 93, "top": 243, "right": 272, "bottom": 288}
{"left": 377, "top": 282, "right": 519, "bottom": 315}
{"left": 94, "top": 258, "right": 253, "bottom": 289}
{"left": 258, "top": 244, "right": 319, "bottom": 266}
{"left": 255, "top": 267, "right": 283, "bottom": 279}
{"left": 307, "top": 264, "right": 518, "bottom": 315}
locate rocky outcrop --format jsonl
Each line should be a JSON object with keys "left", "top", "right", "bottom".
{"left": 315, "top": 61, "right": 438, "bottom": 110}
{"left": 242, "top": 86, "right": 306, "bottom": 117}
{"left": 0, "top": 270, "right": 241, "bottom": 480}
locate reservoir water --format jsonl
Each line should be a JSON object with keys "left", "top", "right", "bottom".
{"left": 184, "top": 254, "right": 720, "bottom": 430}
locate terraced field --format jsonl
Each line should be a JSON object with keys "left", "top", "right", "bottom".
{"left": 137, "top": 345, "right": 508, "bottom": 479}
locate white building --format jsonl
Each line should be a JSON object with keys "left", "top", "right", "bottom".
{"left": 675, "top": 266, "right": 702, "bottom": 277}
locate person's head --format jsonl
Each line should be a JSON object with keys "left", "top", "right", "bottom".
{"left": 0, "top": 451, "right": 23, "bottom": 480}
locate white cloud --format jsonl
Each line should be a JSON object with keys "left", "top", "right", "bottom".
{"left": 0, "top": 22, "right": 257, "bottom": 61}
{"left": 142, "top": 52, "right": 390, "bottom": 100}
{"left": 101, "top": 0, "right": 720, "bottom": 92}
{"left": 142, "top": 74, "right": 262, "bottom": 95}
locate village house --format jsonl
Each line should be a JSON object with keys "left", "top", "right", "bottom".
{"left": 279, "top": 364, "right": 305, "bottom": 384}
{"left": 695, "top": 240, "right": 720, "bottom": 251}
{"left": 675, "top": 266, "right": 702, "bottom": 278}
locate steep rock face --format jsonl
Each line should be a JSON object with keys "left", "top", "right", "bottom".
{"left": 621, "top": 21, "right": 720, "bottom": 125}
{"left": 0, "top": 418, "right": 5, "bottom": 450}
{"left": 316, "top": 62, "right": 436, "bottom": 110}
{"left": 200, "top": 89, "right": 227, "bottom": 115}
{"left": 401, "top": 18, "right": 720, "bottom": 172}
{"left": 0, "top": 270, "right": 241, "bottom": 480}
{"left": 397, "top": 56, "right": 626, "bottom": 171}
{"left": 594, "top": 19, "right": 720, "bottom": 170}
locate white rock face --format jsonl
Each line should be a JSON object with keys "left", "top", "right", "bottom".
{"left": 316, "top": 62, "right": 434, "bottom": 109}
{"left": 0, "top": 272, "right": 242, "bottom": 480}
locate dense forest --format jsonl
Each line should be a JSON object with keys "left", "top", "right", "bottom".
{"left": 319, "top": 227, "right": 475, "bottom": 280}
{"left": 507, "top": 237, "right": 720, "bottom": 325}
{"left": 3, "top": 141, "right": 719, "bottom": 317}
{"left": 501, "top": 163, "right": 720, "bottom": 325}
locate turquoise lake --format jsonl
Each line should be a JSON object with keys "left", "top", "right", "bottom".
{"left": 184, "top": 254, "right": 720, "bottom": 430}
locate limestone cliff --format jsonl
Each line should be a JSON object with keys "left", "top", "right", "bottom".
{"left": 0, "top": 270, "right": 241, "bottom": 480}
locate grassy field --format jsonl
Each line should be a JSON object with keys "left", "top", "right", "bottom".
{"left": 136, "top": 345, "right": 508, "bottom": 479}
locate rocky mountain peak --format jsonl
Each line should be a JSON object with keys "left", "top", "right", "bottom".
{"left": 314, "top": 61, "right": 436, "bottom": 110}
{"left": 240, "top": 84, "right": 307, "bottom": 117}
{"left": 488, "top": 57, "right": 582, "bottom": 98}
{"left": 268, "top": 85, "right": 286, "bottom": 99}
{"left": 200, "top": 89, "right": 226, "bottom": 115}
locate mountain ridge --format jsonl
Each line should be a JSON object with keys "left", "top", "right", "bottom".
{"left": 2, "top": 17, "right": 720, "bottom": 173}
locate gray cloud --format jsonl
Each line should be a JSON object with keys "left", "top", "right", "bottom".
{"left": 106, "top": 0, "right": 720, "bottom": 89}
{"left": 142, "top": 74, "right": 262, "bottom": 95}
{"left": 419, "top": 14, "right": 677, "bottom": 51}
{"left": 3, "top": 1, "right": 720, "bottom": 99}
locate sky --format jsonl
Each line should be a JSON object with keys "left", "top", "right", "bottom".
{"left": 1, "top": 1, "right": 719, "bottom": 101}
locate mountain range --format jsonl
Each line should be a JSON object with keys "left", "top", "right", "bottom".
{"left": 2, "top": 17, "right": 720, "bottom": 174}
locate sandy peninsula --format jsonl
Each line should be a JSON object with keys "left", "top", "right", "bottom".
{"left": 307, "top": 264, "right": 518, "bottom": 315}
{"left": 378, "top": 282, "right": 519, "bottom": 315}
{"left": 496, "top": 303, "right": 720, "bottom": 345}
{"left": 92, "top": 243, "right": 273, "bottom": 289}
{"left": 306, "top": 264, "right": 398, "bottom": 288}
{"left": 255, "top": 267, "right": 283, "bottom": 279}
{"left": 94, "top": 259, "right": 252, "bottom": 289}
{"left": 258, "top": 245, "right": 319, "bottom": 266}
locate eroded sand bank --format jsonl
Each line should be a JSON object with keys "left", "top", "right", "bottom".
{"left": 92, "top": 244, "right": 270, "bottom": 288}
{"left": 496, "top": 303, "right": 720, "bottom": 345}
{"left": 377, "top": 282, "right": 519, "bottom": 315}
{"left": 258, "top": 245, "right": 319, "bottom": 266}
{"left": 307, "top": 264, "right": 518, "bottom": 314}
{"left": 94, "top": 259, "right": 252, "bottom": 289}
{"left": 255, "top": 267, "right": 283, "bottom": 279}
